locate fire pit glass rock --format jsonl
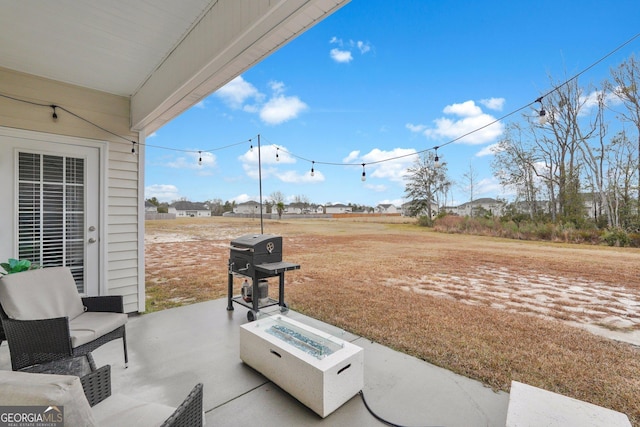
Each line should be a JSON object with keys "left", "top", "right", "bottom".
{"left": 264, "top": 318, "right": 343, "bottom": 360}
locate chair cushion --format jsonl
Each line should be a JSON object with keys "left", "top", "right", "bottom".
{"left": 92, "top": 393, "right": 176, "bottom": 427}
{"left": 69, "top": 311, "right": 128, "bottom": 348}
{"left": 0, "top": 267, "right": 85, "bottom": 321}
{"left": 0, "top": 370, "right": 97, "bottom": 426}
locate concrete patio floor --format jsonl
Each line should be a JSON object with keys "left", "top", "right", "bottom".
{"left": 0, "top": 298, "right": 510, "bottom": 426}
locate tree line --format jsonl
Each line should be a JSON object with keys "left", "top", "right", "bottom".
{"left": 405, "top": 54, "right": 640, "bottom": 233}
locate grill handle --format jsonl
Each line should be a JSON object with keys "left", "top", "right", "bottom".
{"left": 230, "top": 245, "right": 254, "bottom": 252}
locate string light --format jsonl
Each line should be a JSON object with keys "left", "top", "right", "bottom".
{"left": 434, "top": 146, "right": 440, "bottom": 168}
{"left": 310, "top": 161, "right": 315, "bottom": 177}
{"left": 536, "top": 97, "right": 548, "bottom": 125}
{"left": 2, "top": 30, "right": 639, "bottom": 183}
{"left": 250, "top": 144, "right": 253, "bottom": 152}
{"left": 198, "top": 151, "right": 202, "bottom": 165}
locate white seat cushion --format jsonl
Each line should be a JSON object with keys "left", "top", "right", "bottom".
{"left": 0, "top": 370, "right": 97, "bottom": 426}
{"left": 0, "top": 266, "right": 85, "bottom": 320}
{"left": 69, "top": 312, "right": 128, "bottom": 348}
{"left": 92, "top": 393, "right": 176, "bottom": 427}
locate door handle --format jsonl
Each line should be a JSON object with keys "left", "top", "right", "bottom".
{"left": 88, "top": 238, "right": 97, "bottom": 244}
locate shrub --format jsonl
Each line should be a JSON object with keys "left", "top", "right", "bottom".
{"left": 601, "top": 228, "right": 630, "bottom": 247}
{"left": 417, "top": 215, "right": 434, "bottom": 227}
{"left": 433, "top": 215, "right": 464, "bottom": 232}
{"left": 628, "top": 233, "right": 640, "bottom": 248}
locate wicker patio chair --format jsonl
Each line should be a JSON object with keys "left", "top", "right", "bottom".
{"left": 160, "top": 383, "right": 205, "bottom": 427}
{"left": 0, "top": 266, "right": 128, "bottom": 371}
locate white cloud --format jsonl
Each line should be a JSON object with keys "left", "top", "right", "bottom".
{"left": 145, "top": 184, "right": 180, "bottom": 202}
{"left": 166, "top": 151, "right": 216, "bottom": 170}
{"left": 579, "top": 89, "right": 622, "bottom": 116}
{"left": 329, "top": 37, "right": 372, "bottom": 63}
{"left": 422, "top": 100, "right": 504, "bottom": 145}
{"left": 193, "top": 100, "right": 206, "bottom": 109}
{"left": 330, "top": 48, "right": 353, "bottom": 63}
{"left": 239, "top": 145, "right": 296, "bottom": 179}
{"left": 343, "top": 150, "right": 360, "bottom": 163}
{"left": 350, "top": 147, "right": 418, "bottom": 183}
{"left": 260, "top": 95, "right": 308, "bottom": 125}
{"left": 277, "top": 169, "right": 325, "bottom": 183}
{"left": 443, "top": 100, "right": 483, "bottom": 116}
{"left": 476, "top": 143, "right": 501, "bottom": 157}
{"left": 216, "top": 76, "right": 308, "bottom": 125}
{"left": 475, "top": 177, "right": 503, "bottom": 196}
{"left": 357, "top": 40, "right": 371, "bottom": 54}
{"left": 269, "top": 80, "right": 286, "bottom": 95}
{"left": 216, "top": 76, "right": 262, "bottom": 109}
{"left": 480, "top": 97, "right": 505, "bottom": 111}
{"left": 406, "top": 123, "right": 427, "bottom": 133}
{"left": 231, "top": 194, "right": 253, "bottom": 204}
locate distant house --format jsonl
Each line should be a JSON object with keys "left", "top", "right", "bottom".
{"left": 285, "top": 202, "right": 307, "bottom": 214}
{"left": 401, "top": 200, "right": 439, "bottom": 217}
{"left": 455, "top": 198, "right": 505, "bottom": 217}
{"left": 376, "top": 204, "right": 399, "bottom": 214}
{"left": 168, "top": 201, "right": 211, "bottom": 217}
{"left": 145, "top": 201, "right": 158, "bottom": 213}
{"left": 234, "top": 201, "right": 267, "bottom": 215}
{"left": 311, "top": 204, "right": 325, "bottom": 214}
{"left": 325, "top": 203, "right": 352, "bottom": 214}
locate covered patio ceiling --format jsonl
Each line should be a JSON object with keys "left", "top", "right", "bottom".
{"left": 0, "top": 0, "right": 349, "bottom": 133}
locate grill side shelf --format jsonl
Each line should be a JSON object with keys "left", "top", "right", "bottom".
{"left": 254, "top": 262, "right": 300, "bottom": 275}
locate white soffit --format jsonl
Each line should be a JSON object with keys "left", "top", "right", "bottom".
{"left": 0, "top": 0, "right": 214, "bottom": 96}
{"left": 0, "top": 0, "right": 349, "bottom": 134}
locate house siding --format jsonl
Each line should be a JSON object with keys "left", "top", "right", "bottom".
{"left": 0, "top": 67, "right": 142, "bottom": 313}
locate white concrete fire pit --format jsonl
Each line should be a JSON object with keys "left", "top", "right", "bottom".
{"left": 240, "top": 315, "right": 364, "bottom": 418}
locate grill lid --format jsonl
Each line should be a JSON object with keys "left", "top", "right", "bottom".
{"left": 231, "top": 234, "right": 282, "bottom": 255}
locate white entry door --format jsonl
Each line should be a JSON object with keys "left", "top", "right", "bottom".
{"left": 0, "top": 128, "right": 103, "bottom": 295}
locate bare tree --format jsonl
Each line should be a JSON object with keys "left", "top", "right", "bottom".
{"left": 269, "top": 191, "right": 285, "bottom": 205}
{"left": 608, "top": 54, "right": 640, "bottom": 225}
{"left": 460, "top": 161, "right": 479, "bottom": 203}
{"left": 491, "top": 124, "right": 541, "bottom": 219}
{"left": 404, "top": 152, "right": 450, "bottom": 218}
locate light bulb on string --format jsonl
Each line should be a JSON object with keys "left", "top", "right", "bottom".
{"left": 434, "top": 146, "right": 440, "bottom": 168}
{"left": 536, "top": 97, "right": 548, "bottom": 125}
{"left": 276, "top": 147, "right": 280, "bottom": 162}
{"left": 131, "top": 141, "right": 137, "bottom": 156}
{"left": 250, "top": 144, "right": 253, "bottom": 153}
{"left": 198, "top": 151, "right": 202, "bottom": 165}
{"left": 539, "top": 108, "right": 548, "bottom": 125}
{"left": 361, "top": 163, "right": 366, "bottom": 182}
{"left": 50, "top": 105, "right": 58, "bottom": 121}
{"left": 310, "top": 161, "right": 315, "bottom": 177}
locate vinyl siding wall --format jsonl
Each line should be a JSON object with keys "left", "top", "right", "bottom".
{"left": 0, "top": 67, "right": 142, "bottom": 313}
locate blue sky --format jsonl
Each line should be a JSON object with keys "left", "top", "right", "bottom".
{"left": 144, "top": 0, "right": 640, "bottom": 207}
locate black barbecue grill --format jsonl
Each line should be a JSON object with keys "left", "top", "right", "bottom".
{"left": 227, "top": 234, "right": 300, "bottom": 321}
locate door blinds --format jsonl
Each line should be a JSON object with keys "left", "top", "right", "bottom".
{"left": 17, "top": 152, "right": 85, "bottom": 292}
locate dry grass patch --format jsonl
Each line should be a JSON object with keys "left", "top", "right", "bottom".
{"left": 145, "top": 217, "right": 640, "bottom": 425}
